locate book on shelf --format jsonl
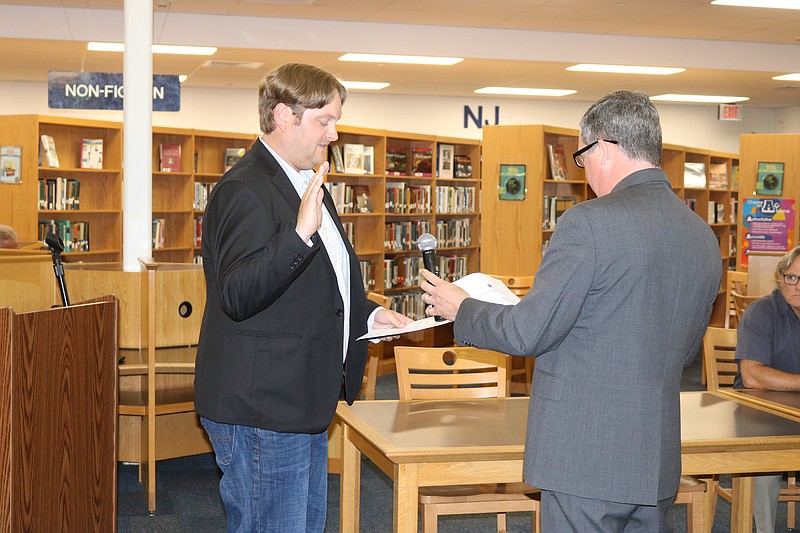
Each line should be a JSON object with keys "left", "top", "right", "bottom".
{"left": 683, "top": 162, "right": 706, "bottom": 188}
{"left": 708, "top": 163, "right": 728, "bottom": 190}
{"left": 343, "top": 143, "right": 365, "bottom": 174}
{"left": 454, "top": 155, "right": 472, "bottom": 178}
{"left": 40, "top": 134, "right": 59, "bottom": 168}
{"left": 224, "top": 147, "right": 246, "bottom": 172}
{"left": 159, "top": 143, "right": 181, "bottom": 172}
{"left": 352, "top": 184, "right": 372, "bottom": 213}
{"left": 363, "top": 145, "right": 374, "bottom": 175}
{"left": 731, "top": 164, "right": 739, "bottom": 190}
{"left": 411, "top": 147, "right": 433, "bottom": 177}
{"left": 329, "top": 144, "right": 345, "bottom": 173}
{"left": 80, "top": 138, "right": 103, "bottom": 169}
{"left": 756, "top": 161, "right": 784, "bottom": 196}
{"left": 39, "top": 177, "right": 80, "bottom": 210}
{"left": 39, "top": 219, "right": 89, "bottom": 252}
{"left": 152, "top": 218, "right": 165, "bottom": 249}
{"left": 437, "top": 144, "right": 454, "bottom": 179}
{"left": 547, "top": 144, "right": 568, "bottom": 180}
{"left": 0, "top": 144, "right": 21, "bottom": 184}
{"left": 386, "top": 147, "right": 407, "bottom": 176}
{"left": 548, "top": 195, "right": 576, "bottom": 230}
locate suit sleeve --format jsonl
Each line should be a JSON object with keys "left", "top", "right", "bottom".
{"left": 454, "top": 206, "right": 595, "bottom": 356}
{"left": 204, "top": 179, "right": 320, "bottom": 322}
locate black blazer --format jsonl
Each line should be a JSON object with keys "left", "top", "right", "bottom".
{"left": 195, "top": 141, "right": 377, "bottom": 434}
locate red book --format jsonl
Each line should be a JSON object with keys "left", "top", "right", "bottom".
{"left": 159, "top": 144, "right": 181, "bottom": 172}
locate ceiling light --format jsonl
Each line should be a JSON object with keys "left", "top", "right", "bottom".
{"left": 474, "top": 87, "right": 576, "bottom": 97}
{"left": 567, "top": 64, "right": 685, "bottom": 75}
{"left": 179, "top": 75, "right": 188, "bottom": 83}
{"left": 650, "top": 94, "right": 749, "bottom": 103}
{"left": 773, "top": 73, "right": 800, "bottom": 81}
{"left": 711, "top": 0, "right": 800, "bottom": 9}
{"left": 88, "top": 42, "right": 217, "bottom": 56}
{"left": 340, "top": 81, "right": 390, "bottom": 90}
{"left": 338, "top": 53, "right": 463, "bottom": 66}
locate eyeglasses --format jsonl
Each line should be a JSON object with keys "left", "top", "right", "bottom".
{"left": 573, "top": 139, "right": 619, "bottom": 168}
{"left": 782, "top": 273, "right": 800, "bottom": 286}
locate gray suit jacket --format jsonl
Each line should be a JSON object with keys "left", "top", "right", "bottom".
{"left": 455, "top": 168, "right": 721, "bottom": 505}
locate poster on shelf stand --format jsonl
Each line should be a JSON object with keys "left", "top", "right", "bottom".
{"left": 741, "top": 197, "right": 795, "bottom": 269}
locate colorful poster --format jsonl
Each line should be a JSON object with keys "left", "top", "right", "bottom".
{"left": 741, "top": 197, "right": 795, "bottom": 268}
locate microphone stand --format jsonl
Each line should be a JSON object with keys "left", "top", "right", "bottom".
{"left": 45, "top": 232, "right": 71, "bottom": 307}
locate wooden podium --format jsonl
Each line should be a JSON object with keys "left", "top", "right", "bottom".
{"left": 0, "top": 295, "right": 118, "bottom": 532}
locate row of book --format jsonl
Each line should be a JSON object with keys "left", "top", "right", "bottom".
{"left": 386, "top": 182, "right": 431, "bottom": 214}
{"left": 684, "top": 197, "right": 738, "bottom": 224}
{"left": 40, "top": 135, "right": 104, "bottom": 169}
{"left": 359, "top": 260, "right": 375, "bottom": 292}
{"left": 385, "top": 221, "right": 431, "bottom": 251}
{"left": 38, "top": 219, "right": 89, "bottom": 252}
{"left": 330, "top": 144, "right": 473, "bottom": 179}
{"left": 383, "top": 256, "right": 423, "bottom": 290}
{"left": 542, "top": 195, "right": 577, "bottom": 230}
{"left": 327, "top": 182, "right": 372, "bottom": 214}
{"left": 194, "top": 182, "right": 216, "bottom": 211}
{"left": 194, "top": 216, "right": 203, "bottom": 248}
{"left": 39, "top": 177, "right": 81, "bottom": 210}
{"left": 387, "top": 292, "right": 426, "bottom": 321}
{"left": 435, "top": 185, "right": 477, "bottom": 213}
{"left": 329, "top": 144, "right": 376, "bottom": 175}
{"left": 435, "top": 218, "right": 471, "bottom": 248}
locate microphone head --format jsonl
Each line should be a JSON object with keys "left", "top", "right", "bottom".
{"left": 417, "top": 232, "right": 437, "bottom": 252}
{"left": 45, "top": 232, "right": 65, "bottom": 254}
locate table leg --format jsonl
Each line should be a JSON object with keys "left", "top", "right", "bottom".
{"left": 730, "top": 474, "right": 754, "bottom": 533}
{"left": 394, "top": 463, "right": 419, "bottom": 533}
{"left": 340, "top": 423, "right": 361, "bottom": 533}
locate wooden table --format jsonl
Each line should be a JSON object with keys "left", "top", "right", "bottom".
{"left": 337, "top": 391, "right": 800, "bottom": 533}
{"left": 718, "top": 389, "right": 800, "bottom": 420}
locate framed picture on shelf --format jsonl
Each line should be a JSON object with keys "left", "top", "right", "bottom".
{"left": 438, "top": 143, "right": 454, "bottom": 179}
{"left": 499, "top": 164, "right": 526, "bottom": 201}
{"left": 0, "top": 145, "right": 22, "bottom": 184}
{"left": 756, "top": 161, "right": 784, "bottom": 196}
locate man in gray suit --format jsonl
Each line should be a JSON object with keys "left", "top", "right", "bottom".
{"left": 420, "top": 90, "right": 721, "bottom": 532}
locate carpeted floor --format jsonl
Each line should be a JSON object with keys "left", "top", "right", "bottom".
{"left": 117, "top": 354, "right": 798, "bottom": 532}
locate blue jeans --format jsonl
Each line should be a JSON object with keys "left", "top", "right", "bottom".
{"left": 200, "top": 417, "right": 328, "bottom": 533}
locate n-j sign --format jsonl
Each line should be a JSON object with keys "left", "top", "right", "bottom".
{"left": 48, "top": 71, "right": 180, "bottom": 111}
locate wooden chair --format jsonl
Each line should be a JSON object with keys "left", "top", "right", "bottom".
{"left": 393, "top": 346, "right": 541, "bottom": 533}
{"left": 360, "top": 291, "right": 393, "bottom": 400}
{"left": 703, "top": 326, "right": 800, "bottom": 529}
{"left": 724, "top": 271, "right": 748, "bottom": 328}
{"left": 487, "top": 274, "right": 535, "bottom": 395}
{"left": 731, "top": 290, "right": 759, "bottom": 322}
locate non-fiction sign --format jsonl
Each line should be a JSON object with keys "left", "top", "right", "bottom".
{"left": 48, "top": 71, "right": 180, "bottom": 111}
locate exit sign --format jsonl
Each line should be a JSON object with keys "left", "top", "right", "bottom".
{"left": 719, "top": 104, "right": 741, "bottom": 121}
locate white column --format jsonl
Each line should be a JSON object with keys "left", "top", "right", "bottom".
{"left": 122, "top": 0, "right": 153, "bottom": 271}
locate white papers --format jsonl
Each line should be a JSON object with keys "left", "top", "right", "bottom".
{"left": 357, "top": 272, "right": 520, "bottom": 341}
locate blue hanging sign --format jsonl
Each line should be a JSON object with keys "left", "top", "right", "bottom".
{"left": 48, "top": 71, "right": 180, "bottom": 112}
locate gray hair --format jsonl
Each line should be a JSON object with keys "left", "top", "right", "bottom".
{"left": 0, "top": 224, "right": 19, "bottom": 249}
{"left": 775, "top": 246, "right": 800, "bottom": 287}
{"left": 579, "top": 90, "right": 662, "bottom": 167}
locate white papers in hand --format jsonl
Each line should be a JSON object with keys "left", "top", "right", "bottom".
{"left": 357, "top": 272, "right": 520, "bottom": 341}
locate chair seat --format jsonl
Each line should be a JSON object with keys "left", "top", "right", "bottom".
{"left": 419, "top": 482, "right": 538, "bottom": 503}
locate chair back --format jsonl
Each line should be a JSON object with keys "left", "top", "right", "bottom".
{"left": 487, "top": 274, "right": 534, "bottom": 297}
{"left": 731, "top": 290, "right": 759, "bottom": 322}
{"left": 394, "top": 346, "right": 510, "bottom": 400}
{"left": 367, "top": 291, "right": 392, "bottom": 309}
{"left": 702, "top": 326, "right": 738, "bottom": 390}
{"left": 725, "top": 271, "right": 748, "bottom": 328}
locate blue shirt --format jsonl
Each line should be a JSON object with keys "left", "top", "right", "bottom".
{"left": 734, "top": 289, "right": 800, "bottom": 388}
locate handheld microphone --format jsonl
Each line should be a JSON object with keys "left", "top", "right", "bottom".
{"left": 417, "top": 232, "right": 444, "bottom": 321}
{"left": 45, "top": 232, "right": 71, "bottom": 307}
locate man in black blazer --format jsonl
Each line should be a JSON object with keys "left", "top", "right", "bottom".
{"left": 195, "top": 63, "right": 409, "bottom": 533}
{"left": 420, "top": 91, "right": 721, "bottom": 532}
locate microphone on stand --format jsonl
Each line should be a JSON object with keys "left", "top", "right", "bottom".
{"left": 417, "top": 232, "right": 444, "bottom": 321}
{"left": 45, "top": 232, "right": 71, "bottom": 307}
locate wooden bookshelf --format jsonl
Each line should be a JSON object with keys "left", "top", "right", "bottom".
{"left": 0, "top": 115, "right": 124, "bottom": 262}
{"left": 481, "top": 124, "right": 738, "bottom": 327}
{"left": 330, "top": 126, "right": 481, "bottom": 320}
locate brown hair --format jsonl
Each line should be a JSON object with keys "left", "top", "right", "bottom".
{"left": 258, "top": 63, "right": 347, "bottom": 134}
